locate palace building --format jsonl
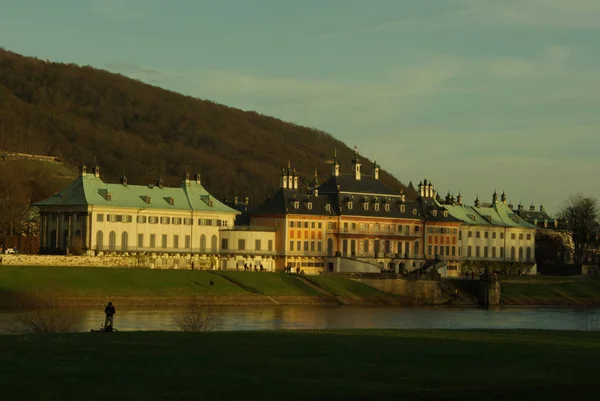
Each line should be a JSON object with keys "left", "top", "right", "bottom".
{"left": 34, "top": 165, "right": 277, "bottom": 270}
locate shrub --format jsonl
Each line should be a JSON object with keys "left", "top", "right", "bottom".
{"left": 172, "top": 296, "right": 221, "bottom": 332}
{"left": 7, "top": 296, "right": 84, "bottom": 334}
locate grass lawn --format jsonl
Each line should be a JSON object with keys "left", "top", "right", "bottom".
{"left": 212, "top": 271, "right": 323, "bottom": 296}
{"left": 501, "top": 278, "right": 600, "bottom": 305}
{"left": 300, "top": 274, "right": 393, "bottom": 298}
{"left": 0, "top": 266, "right": 250, "bottom": 298}
{"left": 0, "top": 330, "right": 598, "bottom": 401}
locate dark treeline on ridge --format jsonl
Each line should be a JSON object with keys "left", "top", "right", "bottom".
{"left": 0, "top": 48, "right": 412, "bottom": 206}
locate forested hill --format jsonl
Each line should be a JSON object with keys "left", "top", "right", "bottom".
{"left": 0, "top": 48, "right": 412, "bottom": 203}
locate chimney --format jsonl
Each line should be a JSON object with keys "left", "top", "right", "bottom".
{"left": 120, "top": 175, "right": 127, "bottom": 185}
{"left": 182, "top": 172, "right": 190, "bottom": 185}
{"left": 195, "top": 172, "right": 201, "bottom": 184}
{"left": 80, "top": 164, "right": 87, "bottom": 176}
{"left": 94, "top": 165, "right": 100, "bottom": 178}
{"left": 156, "top": 177, "right": 163, "bottom": 188}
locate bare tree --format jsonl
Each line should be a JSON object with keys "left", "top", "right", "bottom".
{"left": 558, "top": 194, "right": 600, "bottom": 265}
{"left": 172, "top": 295, "right": 221, "bottom": 332}
{"left": 6, "top": 296, "right": 85, "bottom": 333}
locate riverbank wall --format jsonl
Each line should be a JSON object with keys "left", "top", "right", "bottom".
{"left": 1, "top": 254, "right": 199, "bottom": 269}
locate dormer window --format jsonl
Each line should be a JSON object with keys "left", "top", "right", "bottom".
{"left": 364, "top": 202, "right": 369, "bottom": 211}
{"left": 106, "top": 193, "right": 112, "bottom": 201}
{"left": 307, "top": 202, "right": 313, "bottom": 210}
{"left": 443, "top": 211, "right": 448, "bottom": 217}
{"left": 374, "top": 204, "right": 380, "bottom": 212}
{"left": 432, "top": 210, "right": 437, "bottom": 217}
{"left": 141, "top": 195, "right": 151, "bottom": 204}
{"left": 348, "top": 201, "right": 353, "bottom": 210}
{"left": 166, "top": 197, "right": 175, "bottom": 205}
{"left": 384, "top": 204, "right": 390, "bottom": 212}
{"left": 294, "top": 201, "right": 299, "bottom": 209}
{"left": 400, "top": 205, "right": 406, "bottom": 213}
{"left": 413, "top": 209, "right": 417, "bottom": 216}
{"left": 325, "top": 204, "right": 331, "bottom": 212}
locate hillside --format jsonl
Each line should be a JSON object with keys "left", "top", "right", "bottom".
{"left": 0, "top": 48, "right": 412, "bottom": 208}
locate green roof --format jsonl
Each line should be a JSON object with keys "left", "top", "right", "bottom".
{"left": 444, "top": 202, "right": 537, "bottom": 229}
{"left": 34, "top": 173, "right": 238, "bottom": 214}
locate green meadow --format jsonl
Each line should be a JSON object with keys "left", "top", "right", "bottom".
{"left": 0, "top": 330, "right": 598, "bottom": 401}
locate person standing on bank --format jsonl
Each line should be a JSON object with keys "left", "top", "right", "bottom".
{"left": 104, "top": 302, "right": 116, "bottom": 328}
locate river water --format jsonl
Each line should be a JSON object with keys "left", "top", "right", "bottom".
{"left": 1, "top": 306, "right": 599, "bottom": 333}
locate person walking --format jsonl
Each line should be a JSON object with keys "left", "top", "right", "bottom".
{"left": 104, "top": 302, "right": 116, "bottom": 329}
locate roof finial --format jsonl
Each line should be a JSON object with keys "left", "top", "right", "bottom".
{"left": 314, "top": 168, "right": 318, "bottom": 178}
{"left": 287, "top": 159, "right": 291, "bottom": 169}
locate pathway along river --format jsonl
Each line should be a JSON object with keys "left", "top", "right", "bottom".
{"left": 1, "top": 306, "right": 599, "bottom": 333}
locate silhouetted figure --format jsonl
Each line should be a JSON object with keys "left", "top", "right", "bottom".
{"left": 191, "top": 261, "right": 195, "bottom": 270}
{"left": 209, "top": 280, "right": 215, "bottom": 289}
{"left": 104, "top": 302, "right": 115, "bottom": 328}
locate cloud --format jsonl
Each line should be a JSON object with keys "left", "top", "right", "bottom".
{"left": 460, "top": 0, "right": 600, "bottom": 30}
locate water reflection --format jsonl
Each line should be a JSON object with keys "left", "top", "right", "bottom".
{"left": 1, "top": 306, "right": 599, "bottom": 333}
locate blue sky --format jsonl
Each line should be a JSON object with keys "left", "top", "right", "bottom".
{"left": 1, "top": 0, "right": 599, "bottom": 214}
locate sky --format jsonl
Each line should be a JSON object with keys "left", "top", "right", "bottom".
{"left": 1, "top": 0, "right": 599, "bottom": 214}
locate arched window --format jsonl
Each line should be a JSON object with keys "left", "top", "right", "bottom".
{"left": 211, "top": 235, "right": 218, "bottom": 252}
{"left": 526, "top": 247, "right": 532, "bottom": 262}
{"left": 96, "top": 231, "right": 104, "bottom": 250}
{"left": 518, "top": 247, "right": 523, "bottom": 261}
{"left": 121, "top": 232, "right": 128, "bottom": 251}
{"left": 200, "top": 235, "right": 206, "bottom": 252}
{"left": 109, "top": 231, "right": 116, "bottom": 251}
{"left": 511, "top": 246, "right": 516, "bottom": 261}
{"left": 413, "top": 241, "right": 420, "bottom": 257}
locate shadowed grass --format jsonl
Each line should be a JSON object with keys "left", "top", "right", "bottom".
{"left": 501, "top": 278, "right": 600, "bottom": 305}
{"left": 0, "top": 330, "right": 598, "bottom": 401}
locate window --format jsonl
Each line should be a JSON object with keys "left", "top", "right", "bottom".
{"left": 238, "top": 239, "right": 246, "bottom": 250}
{"left": 149, "top": 216, "right": 158, "bottom": 224}
{"left": 500, "top": 233, "right": 504, "bottom": 239}
{"left": 343, "top": 222, "right": 349, "bottom": 232}
{"left": 137, "top": 234, "right": 144, "bottom": 248}
{"left": 294, "top": 201, "right": 299, "bottom": 209}
{"left": 374, "top": 204, "right": 380, "bottom": 212}
{"left": 492, "top": 247, "right": 496, "bottom": 258}
{"left": 468, "top": 231, "right": 472, "bottom": 238}
{"left": 311, "top": 222, "right": 316, "bottom": 229}
{"left": 364, "top": 203, "right": 369, "bottom": 211}
{"left": 459, "top": 231, "right": 462, "bottom": 240}
{"left": 476, "top": 231, "right": 480, "bottom": 238}
{"left": 414, "top": 226, "right": 420, "bottom": 233}
{"left": 137, "top": 215, "right": 147, "bottom": 224}
{"left": 222, "top": 220, "right": 228, "bottom": 227}
{"left": 255, "top": 239, "right": 261, "bottom": 251}
{"left": 296, "top": 241, "right": 301, "bottom": 250}
{"left": 400, "top": 205, "right": 406, "bottom": 213}
{"left": 304, "top": 241, "right": 309, "bottom": 251}
{"left": 185, "top": 235, "right": 191, "bottom": 249}
{"left": 432, "top": 210, "right": 437, "bottom": 217}
{"left": 304, "top": 222, "right": 309, "bottom": 229}
{"left": 511, "top": 233, "right": 516, "bottom": 240}
{"left": 124, "top": 215, "right": 133, "bottom": 223}
{"left": 519, "top": 233, "right": 523, "bottom": 240}
{"left": 289, "top": 241, "right": 294, "bottom": 251}
{"left": 348, "top": 201, "right": 353, "bottom": 210}
{"left": 268, "top": 240, "right": 273, "bottom": 251}
{"left": 527, "top": 233, "right": 531, "bottom": 240}
{"left": 325, "top": 204, "right": 331, "bottom": 212}
{"left": 413, "top": 209, "right": 417, "bottom": 215}
{"left": 500, "top": 247, "right": 504, "bottom": 258}
{"left": 221, "top": 239, "right": 229, "bottom": 250}
{"left": 184, "top": 218, "right": 193, "bottom": 225}
{"left": 307, "top": 202, "right": 312, "bottom": 210}
{"left": 310, "top": 241, "right": 315, "bottom": 252}
{"left": 161, "top": 234, "right": 167, "bottom": 248}
{"left": 172, "top": 217, "right": 182, "bottom": 225}
{"left": 173, "top": 235, "right": 179, "bottom": 249}
{"left": 484, "top": 232, "right": 488, "bottom": 239}
{"left": 428, "top": 245, "right": 433, "bottom": 256}
{"left": 97, "top": 214, "right": 104, "bottom": 222}
{"left": 290, "top": 221, "right": 295, "bottom": 228}
{"left": 476, "top": 246, "right": 480, "bottom": 257}
{"left": 484, "top": 247, "right": 488, "bottom": 258}
{"left": 385, "top": 204, "right": 390, "bottom": 212}
{"left": 351, "top": 223, "right": 356, "bottom": 231}
{"left": 318, "top": 222, "right": 322, "bottom": 229}
{"left": 492, "top": 232, "right": 496, "bottom": 239}
{"left": 150, "top": 234, "right": 156, "bottom": 248}
{"left": 160, "top": 217, "right": 170, "bottom": 225}
{"left": 468, "top": 246, "right": 472, "bottom": 257}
